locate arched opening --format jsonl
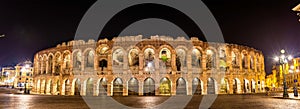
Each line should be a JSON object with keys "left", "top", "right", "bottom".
{"left": 192, "top": 78, "right": 202, "bottom": 95}
{"left": 63, "top": 53, "right": 71, "bottom": 70}
{"left": 233, "top": 78, "right": 241, "bottom": 94}
{"left": 144, "top": 48, "right": 155, "bottom": 73}
{"left": 56, "top": 80, "right": 60, "bottom": 95}
{"left": 54, "top": 54, "right": 61, "bottom": 75}
{"left": 232, "top": 51, "right": 239, "bottom": 68}
{"left": 176, "top": 77, "right": 187, "bottom": 95}
{"left": 251, "top": 79, "right": 256, "bottom": 93}
{"left": 113, "top": 78, "right": 123, "bottom": 96}
{"left": 206, "top": 50, "right": 216, "bottom": 70}
{"left": 73, "top": 51, "right": 82, "bottom": 69}
{"left": 159, "top": 77, "right": 171, "bottom": 95}
{"left": 175, "top": 49, "right": 187, "bottom": 71}
{"left": 42, "top": 56, "right": 47, "bottom": 74}
{"left": 85, "top": 50, "right": 94, "bottom": 68}
{"left": 207, "top": 77, "right": 216, "bottom": 94}
{"left": 143, "top": 77, "right": 155, "bottom": 96}
{"left": 86, "top": 78, "right": 93, "bottom": 96}
{"left": 98, "top": 78, "right": 107, "bottom": 96}
{"left": 219, "top": 48, "right": 227, "bottom": 71}
{"left": 159, "top": 48, "right": 171, "bottom": 67}
{"left": 128, "top": 49, "right": 139, "bottom": 67}
{"left": 244, "top": 79, "right": 250, "bottom": 93}
{"left": 192, "top": 49, "right": 202, "bottom": 68}
{"left": 128, "top": 78, "right": 139, "bottom": 96}
{"left": 48, "top": 55, "right": 53, "bottom": 74}
{"left": 112, "top": 49, "right": 124, "bottom": 67}
{"left": 41, "top": 79, "right": 46, "bottom": 94}
{"left": 220, "top": 78, "right": 229, "bottom": 94}
{"left": 250, "top": 56, "right": 254, "bottom": 70}
{"left": 242, "top": 53, "right": 247, "bottom": 69}
{"left": 99, "top": 59, "right": 108, "bottom": 71}
{"left": 65, "top": 79, "right": 70, "bottom": 95}
{"left": 74, "top": 79, "right": 81, "bottom": 95}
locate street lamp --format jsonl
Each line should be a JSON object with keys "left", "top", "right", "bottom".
{"left": 274, "top": 49, "right": 292, "bottom": 98}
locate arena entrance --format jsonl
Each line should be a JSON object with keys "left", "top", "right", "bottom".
{"left": 143, "top": 77, "right": 155, "bottom": 96}
{"left": 98, "top": 78, "right": 107, "bottom": 96}
{"left": 176, "top": 77, "right": 187, "bottom": 95}
{"left": 128, "top": 78, "right": 139, "bottom": 96}
{"left": 113, "top": 78, "right": 123, "bottom": 96}
{"left": 207, "top": 77, "right": 216, "bottom": 94}
{"left": 192, "top": 78, "right": 202, "bottom": 95}
{"left": 86, "top": 78, "right": 93, "bottom": 96}
{"left": 159, "top": 77, "right": 171, "bottom": 95}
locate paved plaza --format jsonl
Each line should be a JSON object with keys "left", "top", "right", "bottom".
{"left": 1, "top": 87, "right": 300, "bottom": 109}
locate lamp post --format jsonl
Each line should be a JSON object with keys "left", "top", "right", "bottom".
{"left": 274, "top": 49, "right": 292, "bottom": 98}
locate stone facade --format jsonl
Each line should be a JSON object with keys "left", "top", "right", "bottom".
{"left": 32, "top": 35, "right": 266, "bottom": 96}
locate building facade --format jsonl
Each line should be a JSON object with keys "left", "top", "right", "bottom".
{"left": 266, "top": 57, "right": 300, "bottom": 91}
{"left": 32, "top": 36, "right": 266, "bottom": 96}
{"left": 0, "top": 61, "right": 33, "bottom": 89}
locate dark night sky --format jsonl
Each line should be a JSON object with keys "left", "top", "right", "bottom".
{"left": 0, "top": 0, "right": 300, "bottom": 75}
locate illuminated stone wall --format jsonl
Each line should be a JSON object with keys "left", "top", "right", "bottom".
{"left": 31, "top": 35, "right": 266, "bottom": 96}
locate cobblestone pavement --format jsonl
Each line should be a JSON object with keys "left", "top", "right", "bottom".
{"left": 0, "top": 88, "right": 300, "bottom": 109}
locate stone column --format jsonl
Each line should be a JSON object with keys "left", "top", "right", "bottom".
{"left": 228, "top": 78, "right": 233, "bottom": 94}
{"left": 107, "top": 83, "right": 112, "bottom": 96}
{"left": 171, "top": 80, "right": 176, "bottom": 95}
{"left": 107, "top": 55, "right": 112, "bottom": 75}
{"left": 187, "top": 78, "right": 193, "bottom": 95}
{"left": 123, "top": 83, "right": 128, "bottom": 96}
{"left": 139, "top": 81, "right": 143, "bottom": 96}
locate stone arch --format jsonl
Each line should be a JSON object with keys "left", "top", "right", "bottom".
{"left": 249, "top": 51, "right": 255, "bottom": 70}
{"left": 191, "top": 48, "right": 202, "bottom": 68}
{"left": 218, "top": 46, "right": 227, "bottom": 71}
{"left": 251, "top": 79, "right": 256, "bottom": 93}
{"left": 176, "top": 77, "right": 187, "bottom": 95}
{"left": 220, "top": 78, "right": 229, "bottom": 94}
{"left": 159, "top": 77, "right": 171, "bottom": 95}
{"left": 128, "top": 77, "right": 139, "bottom": 96}
{"left": 112, "top": 48, "right": 125, "bottom": 67}
{"left": 47, "top": 54, "right": 54, "bottom": 74}
{"left": 143, "top": 48, "right": 155, "bottom": 73}
{"left": 175, "top": 47, "right": 187, "bottom": 71}
{"left": 233, "top": 78, "right": 241, "bottom": 94}
{"left": 54, "top": 52, "right": 61, "bottom": 75}
{"left": 192, "top": 77, "right": 202, "bottom": 95}
{"left": 62, "top": 51, "right": 71, "bottom": 71}
{"left": 63, "top": 78, "right": 71, "bottom": 95}
{"left": 244, "top": 79, "right": 250, "bottom": 93}
{"left": 83, "top": 48, "right": 95, "bottom": 68}
{"left": 54, "top": 79, "right": 60, "bottom": 95}
{"left": 72, "top": 49, "right": 82, "bottom": 70}
{"left": 144, "top": 77, "right": 155, "bottom": 96}
{"left": 241, "top": 50, "right": 248, "bottom": 69}
{"left": 128, "top": 48, "right": 140, "bottom": 67}
{"left": 40, "top": 79, "right": 46, "bottom": 94}
{"left": 113, "top": 77, "right": 123, "bottom": 96}
{"left": 85, "top": 78, "right": 93, "bottom": 96}
{"left": 158, "top": 47, "right": 172, "bottom": 68}
{"left": 72, "top": 78, "right": 81, "bottom": 95}
{"left": 231, "top": 49, "right": 240, "bottom": 68}
{"left": 98, "top": 78, "right": 107, "bottom": 96}
{"left": 207, "top": 77, "right": 217, "bottom": 94}
{"left": 205, "top": 48, "right": 217, "bottom": 70}
{"left": 42, "top": 55, "right": 47, "bottom": 74}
